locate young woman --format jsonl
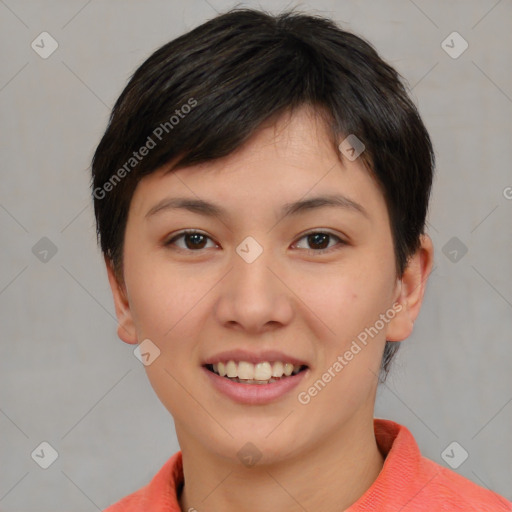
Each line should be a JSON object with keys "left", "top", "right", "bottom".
{"left": 91, "top": 8, "right": 512, "bottom": 511}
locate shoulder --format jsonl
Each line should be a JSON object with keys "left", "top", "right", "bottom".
{"left": 414, "top": 455, "right": 512, "bottom": 511}
{"left": 102, "top": 451, "right": 183, "bottom": 512}
{"left": 360, "top": 419, "right": 512, "bottom": 512}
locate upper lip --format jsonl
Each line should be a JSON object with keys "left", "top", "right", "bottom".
{"left": 202, "top": 349, "right": 309, "bottom": 367}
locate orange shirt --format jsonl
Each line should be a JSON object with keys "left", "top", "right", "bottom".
{"left": 103, "top": 419, "right": 511, "bottom": 511}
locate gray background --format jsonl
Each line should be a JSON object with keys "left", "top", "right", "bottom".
{"left": 1, "top": 0, "right": 511, "bottom": 510}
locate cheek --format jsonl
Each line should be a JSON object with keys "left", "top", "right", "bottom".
{"left": 130, "top": 275, "right": 204, "bottom": 345}
{"left": 122, "top": 245, "right": 201, "bottom": 350}
{"left": 124, "top": 258, "right": 207, "bottom": 412}
{"left": 295, "top": 260, "right": 394, "bottom": 343}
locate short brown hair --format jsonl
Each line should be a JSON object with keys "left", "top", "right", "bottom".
{"left": 91, "top": 8, "right": 435, "bottom": 379}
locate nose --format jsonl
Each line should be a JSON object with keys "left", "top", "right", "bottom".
{"left": 214, "top": 240, "right": 294, "bottom": 334}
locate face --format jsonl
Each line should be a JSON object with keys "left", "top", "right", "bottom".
{"left": 108, "top": 106, "right": 426, "bottom": 465}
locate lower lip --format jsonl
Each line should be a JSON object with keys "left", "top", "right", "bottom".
{"left": 202, "top": 366, "right": 308, "bottom": 405}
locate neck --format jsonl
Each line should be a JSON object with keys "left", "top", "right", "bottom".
{"left": 177, "top": 416, "right": 384, "bottom": 512}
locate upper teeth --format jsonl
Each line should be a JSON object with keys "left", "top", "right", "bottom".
{"left": 212, "top": 361, "right": 303, "bottom": 380}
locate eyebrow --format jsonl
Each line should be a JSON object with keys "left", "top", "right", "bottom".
{"left": 145, "top": 194, "right": 369, "bottom": 221}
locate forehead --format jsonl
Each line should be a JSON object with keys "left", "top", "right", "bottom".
{"left": 128, "top": 107, "right": 387, "bottom": 224}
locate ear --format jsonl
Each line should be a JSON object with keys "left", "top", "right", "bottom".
{"left": 386, "top": 234, "right": 434, "bottom": 342}
{"left": 105, "top": 256, "right": 138, "bottom": 345}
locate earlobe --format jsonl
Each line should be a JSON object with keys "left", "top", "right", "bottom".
{"left": 386, "top": 234, "right": 434, "bottom": 342}
{"left": 104, "top": 256, "right": 138, "bottom": 345}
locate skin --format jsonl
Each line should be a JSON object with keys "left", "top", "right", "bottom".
{"left": 107, "top": 105, "right": 434, "bottom": 512}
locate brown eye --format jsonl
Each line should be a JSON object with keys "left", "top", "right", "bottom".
{"left": 165, "top": 230, "right": 216, "bottom": 251}
{"left": 294, "top": 230, "right": 345, "bottom": 254}
{"left": 307, "top": 232, "right": 330, "bottom": 250}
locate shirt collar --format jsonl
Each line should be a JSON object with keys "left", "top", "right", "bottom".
{"left": 120, "top": 418, "right": 427, "bottom": 511}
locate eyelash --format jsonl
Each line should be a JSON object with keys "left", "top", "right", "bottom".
{"left": 164, "top": 229, "right": 346, "bottom": 255}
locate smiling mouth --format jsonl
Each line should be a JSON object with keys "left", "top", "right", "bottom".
{"left": 204, "top": 361, "right": 308, "bottom": 385}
